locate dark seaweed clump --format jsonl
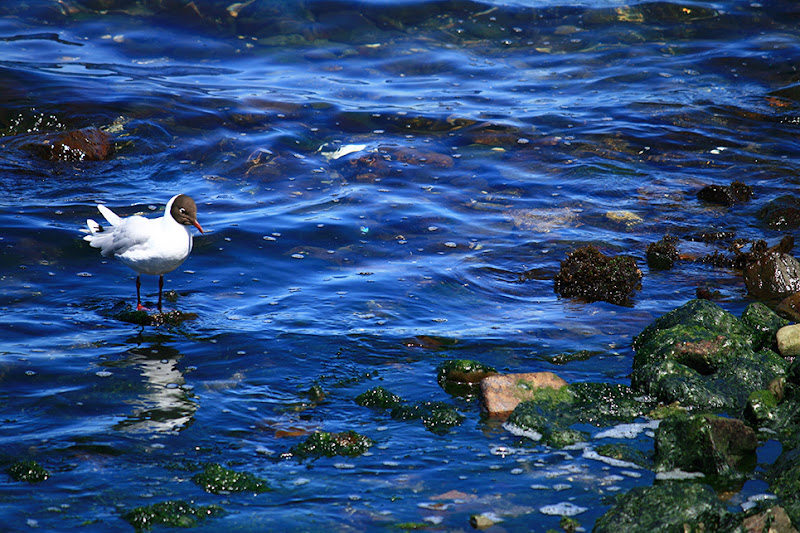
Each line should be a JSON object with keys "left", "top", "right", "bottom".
{"left": 554, "top": 245, "right": 642, "bottom": 306}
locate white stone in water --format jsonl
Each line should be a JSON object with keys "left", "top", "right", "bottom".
{"left": 539, "top": 502, "right": 588, "bottom": 516}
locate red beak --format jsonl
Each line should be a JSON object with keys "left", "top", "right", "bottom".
{"left": 193, "top": 220, "right": 204, "bottom": 233}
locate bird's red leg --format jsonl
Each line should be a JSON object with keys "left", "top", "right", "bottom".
{"left": 136, "top": 275, "right": 148, "bottom": 311}
{"left": 157, "top": 275, "right": 164, "bottom": 313}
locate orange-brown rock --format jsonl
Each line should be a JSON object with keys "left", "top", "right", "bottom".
{"left": 480, "top": 372, "right": 568, "bottom": 418}
{"left": 30, "top": 127, "right": 112, "bottom": 161}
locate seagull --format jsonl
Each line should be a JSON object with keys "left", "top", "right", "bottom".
{"left": 84, "top": 194, "right": 204, "bottom": 312}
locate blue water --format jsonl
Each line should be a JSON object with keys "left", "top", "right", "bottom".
{"left": 1, "top": 0, "right": 799, "bottom": 530}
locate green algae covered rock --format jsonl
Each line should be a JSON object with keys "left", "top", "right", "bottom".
{"left": 654, "top": 413, "right": 757, "bottom": 484}
{"left": 355, "top": 386, "right": 402, "bottom": 409}
{"left": 123, "top": 500, "right": 225, "bottom": 531}
{"left": 436, "top": 359, "right": 497, "bottom": 396}
{"left": 631, "top": 299, "right": 789, "bottom": 413}
{"left": 505, "top": 382, "right": 653, "bottom": 447}
{"left": 290, "top": 430, "right": 373, "bottom": 459}
{"left": 390, "top": 401, "right": 465, "bottom": 435}
{"left": 192, "top": 463, "right": 270, "bottom": 494}
{"left": 593, "top": 482, "right": 735, "bottom": 533}
{"left": 633, "top": 299, "right": 756, "bottom": 354}
{"left": 769, "top": 446, "right": 800, "bottom": 526}
{"left": 742, "top": 301, "right": 789, "bottom": 351}
{"left": 356, "top": 387, "right": 464, "bottom": 434}
{"left": 7, "top": 460, "right": 49, "bottom": 483}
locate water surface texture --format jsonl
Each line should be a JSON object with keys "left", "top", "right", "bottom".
{"left": 1, "top": 0, "right": 800, "bottom": 530}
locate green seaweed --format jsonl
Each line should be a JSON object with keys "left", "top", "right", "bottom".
{"left": 123, "top": 500, "right": 225, "bottom": 531}
{"left": 355, "top": 386, "right": 403, "bottom": 409}
{"left": 192, "top": 463, "right": 270, "bottom": 494}
{"left": 7, "top": 460, "right": 49, "bottom": 483}
{"left": 290, "top": 430, "right": 373, "bottom": 459}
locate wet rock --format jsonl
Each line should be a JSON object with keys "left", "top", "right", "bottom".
{"left": 646, "top": 235, "right": 679, "bottom": 271}
{"left": 505, "top": 382, "right": 653, "bottom": 447}
{"left": 437, "top": 359, "right": 497, "bottom": 397}
{"left": 115, "top": 308, "right": 198, "bottom": 327}
{"left": 742, "top": 506, "right": 797, "bottom": 533}
{"left": 758, "top": 195, "right": 800, "bottom": 230}
{"left": 553, "top": 245, "right": 642, "bottom": 306}
{"left": 480, "top": 372, "right": 567, "bottom": 417}
{"left": 741, "top": 301, "right": 789, "bottom": 351}
{"left": 356, "top": 387, "right": 464, "bottom": 434}
{"left": 631, "top": 299, "right": 789, "bottom": 411}
{"left": 27, "top": 127, "right": 112, "bottom": 161}
{"left": 593, "top": 482, "right": 734, "bottom": 533}
{"left": 769, "top": 445, "right": 800, "bottom": 526}
{"left": 470, "top": 513, "right": 499, "bottom": 529}
{"left": 744, "top": 388, "right": 780, "bottom": 426}
{"left": 744, "top": 251, "right": 800, "bottom": 302}
{"left": 123, "top": 500, "right": 225, "bottom": 531}
{"left": 192, "top": 463, "right": 270, "bottom": 494}
{"left": 7, "top": 460, "right": 49, "bottom": 483}
{"left": 390, "top": 401, "right": 464, "bottom": 435}
{"left": 777, "top": 293, "right": 800, "bottom": 322}
{"left": 778, "top": 325, "right": 800, "bottom": 357}
{"left": 354, "top": 386, "right": 402, "bottom": 409}
{"left": 697, "top": 181, "right": 752, "bottom": 206}
{"left": 654, "top": 413, "right": 757, "bottom": 481}
{"left": 289, "top": 430, "right": 373, "bottom": 459}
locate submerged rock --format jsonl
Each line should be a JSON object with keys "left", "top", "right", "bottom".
{"left": 123, "top": 500, "right": 225, "bottom": 531}
{"left": 554, "top": 245, "right": 642, "bottom": 306}
{"left": 758, "top": 194, "right": 800, "bottom": 230}
{"left": 356, "top": 386, "right": 464, "bottom": 434}
{"left": 289, "top": 430, "right": 373, "bottom": 459}
{"left": 26, "top": 126, "right": 112, "bottom": 162}
{"left": 696, "top": 181, "right": 752, "bottom": 207}
{"left": 7, "top": 460, "right": 49, "bottom": 483}
{"left": 437, "top": 359, "right": 497, "bottom": 397}
{"left": 480, "top": 372, "right": 567, "bottom": 417}
{"left": 354, "top": 386, "right": 402, "bottom": 409}
{"left": 115, "top": 308, "right": 198, "bottom": 327}
{"left": 192, "top": 463, "right": 271, "bottom": 494}
{"left": 593, "top": 482, "right": 734, "bottom": 533}
{"left": 390, "top": 401, "right": 465, "bottom": 435}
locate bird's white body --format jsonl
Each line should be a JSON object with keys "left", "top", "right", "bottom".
{"left": 84, "top": 195, "right": 194, "bottom": 276}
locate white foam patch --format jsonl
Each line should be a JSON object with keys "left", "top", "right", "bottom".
{"left": 594, "top": 420, "right": 660, "bottom": 439}
{"left": 741, "top": 493, "right": 777, "bottom": 512}
{"left": 502, "top": 421, "right": 542, "bottom": 441}
{"left": 582, "top": 449, "right": 641, "bottom": 469}
{"left": 655, "top": 469, "right": 705, "bottom": 480}
{"left": 539, "top": 502, "right": 588, "bottom": 516}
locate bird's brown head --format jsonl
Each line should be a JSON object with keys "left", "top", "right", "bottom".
{"left": 171, "top": 194, "right": 204, "bottom": 233}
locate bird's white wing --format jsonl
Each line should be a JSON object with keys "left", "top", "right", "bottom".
{"left": 97, "top": 204, "right": 122, "bottom": 226}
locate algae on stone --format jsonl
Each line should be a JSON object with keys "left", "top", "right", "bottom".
{"left": 290, "top": 430, "right": 373, "bottom": 459}
{"left": 505, "top": 382, "right": 653, "bottom": 447}
{"left": 593, "top": 482, "right": 735, "bottom": 533}
{"left": 631, "top": 299, "right": 788, "bottom": 413}
{"left": 436, "top": 359, "right": 497, "bottom": 396}
{"left": 7, "top": 460, "right": 49, "bottom": 483}
{"left": 192, "top": 463, "right": 270, "bottom": 494}
{"left": 123, "top": 500, "right": 225, "bottom": 531}
{"left": 355, "top": 386, "right": 402, "bottom": 409}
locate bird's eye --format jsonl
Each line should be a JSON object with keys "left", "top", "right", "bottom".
{"left": 180, "top": 208, "right": 186, "bottom": 213}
